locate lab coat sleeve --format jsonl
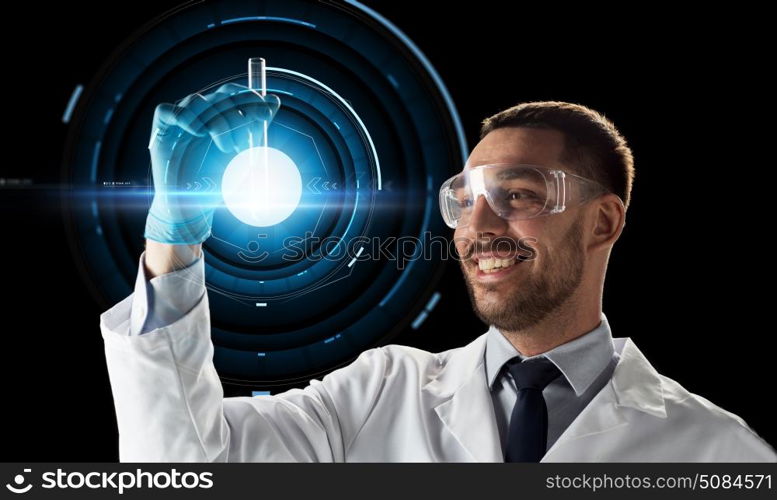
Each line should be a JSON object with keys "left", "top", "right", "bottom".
{"left": 129, "top": 251, "right": 205, "bottom": 335}
{"left": 718, "top": 420, "right": 777, "bottom": 462}
{"left": 100, "top": 287, "right": 388, "bottom": 462}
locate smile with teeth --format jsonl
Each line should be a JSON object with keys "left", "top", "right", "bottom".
{"left": 477, "top": 256, "right": 520, "bottom": 273}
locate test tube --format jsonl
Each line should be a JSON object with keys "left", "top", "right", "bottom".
{"left": 248, "top": 57, "right": 268, "bottom": 149}
{"left": 247, "top": 58, "right": 269, "bottom": 216}
{"left": 248, "top": 57, "right": 267, "bottom": 97}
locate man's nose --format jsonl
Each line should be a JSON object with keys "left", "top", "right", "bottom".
{"left": 468, "top": 194, "right": 508, "bottom": 236}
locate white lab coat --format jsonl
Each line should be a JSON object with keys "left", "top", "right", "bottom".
{"left": 100, "top": 291, "right": 776, "bottom": 462}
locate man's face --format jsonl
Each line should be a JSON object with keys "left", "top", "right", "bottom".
{"left": 454, "top": 127, "right": 587, "bottom": 331}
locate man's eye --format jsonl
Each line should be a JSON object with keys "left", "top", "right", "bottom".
{"left": 507, "top": 191, "right": 538, "bottom": 200}
{"left": 458, "top": 198, "right": 473, "bottom": 208}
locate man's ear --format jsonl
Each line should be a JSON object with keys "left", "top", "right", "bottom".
{"left": 589, "top": 193, "right": 626, "bottom": 251}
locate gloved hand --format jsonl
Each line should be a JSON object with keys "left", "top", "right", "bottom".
{"left": 145, "top": 83, "right": 281, "bottom": 244}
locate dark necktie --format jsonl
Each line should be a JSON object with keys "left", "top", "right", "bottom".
{"left": 504, "top": 356, "right": 562, "bottom": 462}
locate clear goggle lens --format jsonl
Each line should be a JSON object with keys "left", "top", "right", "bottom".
{"left": 439, "top": 163, "right": 606, "bottom": 228}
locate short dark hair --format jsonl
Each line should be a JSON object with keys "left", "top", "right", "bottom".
{"left": 479, "top": 101, "right": 635, "bottom": 209}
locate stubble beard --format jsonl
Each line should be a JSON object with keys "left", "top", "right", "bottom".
{"left": 461, "top": 219, "right": 584, "bottom": 332}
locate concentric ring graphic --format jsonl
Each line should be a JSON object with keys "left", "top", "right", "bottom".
{"left": 62, "top": 0, "right": 467, "bottom": 391}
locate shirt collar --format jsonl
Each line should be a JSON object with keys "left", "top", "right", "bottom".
{"left": 484, "top": 312, "right": 616, "bottom": 396}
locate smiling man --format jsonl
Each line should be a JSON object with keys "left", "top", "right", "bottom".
{"left": 451, "top": 125, "right": 612, "bottom": 348}
{"left": 442, "top": 105, "right": 639, "bottom": 461}
{"left": 100, "top": 99, "right": 777, "bottom": 462}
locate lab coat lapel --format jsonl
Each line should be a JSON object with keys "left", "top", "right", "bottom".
{"left": 423, "top": 333, "right": 504, "bottom": 462}
{"left": 542, "top": 337, "right": 668, "bottom": 461}
{"left": 422, "top": 334, "right": 668, "bottom": 462}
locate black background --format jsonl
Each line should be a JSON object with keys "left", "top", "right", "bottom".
{"left": 1, "top": 1, "right": 772, "bottom": 461}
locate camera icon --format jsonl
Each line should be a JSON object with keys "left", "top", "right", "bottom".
{"left": 5, "top": 469, "right": 33, "bottom": 494}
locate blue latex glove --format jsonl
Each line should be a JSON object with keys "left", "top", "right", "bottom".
{"left": 145, "top": 83, "right": 281, "bottom": 244}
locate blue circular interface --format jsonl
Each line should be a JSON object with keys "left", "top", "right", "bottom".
{"left": 63, "top": 0, "right": 467, "bottom": 389}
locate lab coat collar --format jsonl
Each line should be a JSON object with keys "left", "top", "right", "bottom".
{"left": 422, "top": 331, "right": 667, "bottom": 462}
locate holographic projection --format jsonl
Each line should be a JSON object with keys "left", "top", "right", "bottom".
{"left": 62, "top": 0, "right": 467, "bottom": 391}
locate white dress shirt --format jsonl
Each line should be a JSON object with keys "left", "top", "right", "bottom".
{"left": 485, "top": 315, "right": 620, "bottom": 456}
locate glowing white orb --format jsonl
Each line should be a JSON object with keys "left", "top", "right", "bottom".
{"left": 221, "top": 146, "right": 302, "bottom": 227}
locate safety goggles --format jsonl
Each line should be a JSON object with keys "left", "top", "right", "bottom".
{"left": 439, "top": 163, "right": 609, "bottom": 229}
